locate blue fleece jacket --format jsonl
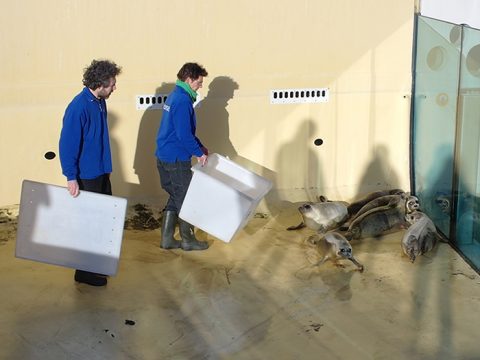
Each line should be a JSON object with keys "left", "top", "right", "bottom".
{"left": 59, "top": 87, "right": 112, "bottom": 181}
{"left": 155, "top": 85, "right": 204, "bottom": 162}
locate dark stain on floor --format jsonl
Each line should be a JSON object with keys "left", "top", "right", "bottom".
{"left": 0, "top": 208, "right": 17, "bottom": 245}
{"left": 124, "top": 204, "right": 161, "bottom": 231}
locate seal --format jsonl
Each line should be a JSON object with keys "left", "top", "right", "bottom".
{"left": 345, "top": 209, "right": 406, "bottom": 240}
{"left": 405, "top": 195, "right": 420, "bottom": 213}
{"left": 344, "top": 193, "right": 417, "bottom": 240}
{"left": 401, "top": 211, "right": 439, "bottom": 262}
{"left": 313, "top": 232, "right": 364, "bottom": 271}
{"left": 347, "top": 189, "right": 405, "bottom": 216}
{"left": 349, "top": 193, "right": 407, "bottom": 223}
{"left": 287, "top": 196, "right": 349, "bottom": 234}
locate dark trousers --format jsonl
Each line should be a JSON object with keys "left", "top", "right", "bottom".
{"left": 156, "top": 159, "right": 192, "bottom": 213}
{"left": 75, "top": 173, "right": 111, "bottom": 278}
{"left": 78, "top": 174, "right": 112, "bottom": 195}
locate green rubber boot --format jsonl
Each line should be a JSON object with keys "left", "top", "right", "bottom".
{"left": 179, "top": 219, "right": 209, "bottom": 251}
{"left": 160, "top": 211, "right": 181, "bottom": 249}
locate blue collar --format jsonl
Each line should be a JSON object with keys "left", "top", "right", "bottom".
{"left": 82, "top": 87, "right": 101, "bottom": 102}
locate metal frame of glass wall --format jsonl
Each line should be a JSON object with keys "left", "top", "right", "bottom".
{"left": 411, "top": 15, "right": 480, "bottom": 272}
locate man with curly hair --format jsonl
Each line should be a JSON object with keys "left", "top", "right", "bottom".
{"left": 59, "top": 59, "right": 122, "bottom": 286}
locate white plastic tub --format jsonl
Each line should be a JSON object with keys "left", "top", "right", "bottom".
{"left": 179, "top": 153, "right": 272, "bottom": 242}
{"left": 15, "top": 180, "right": 127, "bottom": 275}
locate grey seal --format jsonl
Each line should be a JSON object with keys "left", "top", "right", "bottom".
{"left": 402, "top": 211, "right": 439, "bottom": 262}
{"left": 350, "top": 194, "right": 405, "bottom": 222}
{"left": 344, "top": 194, "right": 415, "bottom": 240}
{"left": 287, "top": 196, "right": 349, "bottom": 233}
{"left": 313, "top": 232, "right": 364, "bottom": 271}
{"left": 348, "top": 193, "right": 418, "bottom": 224}
{"left": 347, "top": 189, "right": 405, "bottom": 216}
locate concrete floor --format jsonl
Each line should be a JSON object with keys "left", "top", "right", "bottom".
{"left": 1, "top": 203, "right": 480, "bottom": 360}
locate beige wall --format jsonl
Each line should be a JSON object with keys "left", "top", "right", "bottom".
{"left": 0, "top": 0, "right": 415, "bottom": 208}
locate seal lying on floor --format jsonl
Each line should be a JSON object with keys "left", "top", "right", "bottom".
{"left": 347, "top": 188, "right": 405, "bottom": 217}
{"left": 348, "top": 193, "right": 419, "bottom": 223}
{"left": 342, "top": 193, "right": 420, "bottom": 239}
{"left": 313, "top": 232, "right": 364, "bottom": 271}
{"left": 344, "top": 194, "right": 416, "bottom": 240}
{"left": 287, "top": 196, "right": 349, "bottom": 234}
{"left": 401, "top": 211, "right": 439, "bottom": 262}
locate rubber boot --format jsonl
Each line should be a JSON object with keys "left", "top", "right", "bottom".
{"left": 179, "top": 219, "right": 209, "bottom": 251}
{"left": 160, "top": 210, "right": 181, "bottom": 249}
{"left": 74, "top": 270, "right": 107, "bottom": 286}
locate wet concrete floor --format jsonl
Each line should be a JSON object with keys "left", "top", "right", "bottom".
{"left": 1, "top": 203, "right": 480, "bottom": 359}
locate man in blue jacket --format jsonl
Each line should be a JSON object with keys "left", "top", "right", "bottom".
{"left": 59, "top": 59, "right": 122, "bottom": 286}
{"left": 156, "top": 62, "right": 209, "bottom": 251}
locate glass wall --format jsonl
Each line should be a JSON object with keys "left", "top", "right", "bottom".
{"left": 412, "top": 16, "right": 480, "bottom": 271}
{"left": 453, "top": 25, "right": 480, "bottom": 267}
{"left": 412, "top": 16, "right": 460, "bottom": 236}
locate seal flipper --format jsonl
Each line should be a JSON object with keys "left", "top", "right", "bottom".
{"left": 348, "top": 257, "right": 364, "bottom": 272}
{"left": 313, "top": 254, "right": 330, "bottom": 267}
{"left": 287, "top": 222, "right": 306, "bottom": 231}
{"left": 350, "top": 195, "right": 401, "bottom": 223}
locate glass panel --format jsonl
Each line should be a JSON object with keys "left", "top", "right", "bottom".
{"left": 412, "top": 16, "right": 461, "bottom": 236}
{"left": 453, "top": 25, "right": 480, "bottom": 269}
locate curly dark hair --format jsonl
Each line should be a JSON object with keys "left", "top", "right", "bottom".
{"left": 177, "top": 62, "right": 208, "bottom": 81}
{"left": 82, "top": 60, "right": 122, "bottom": 90}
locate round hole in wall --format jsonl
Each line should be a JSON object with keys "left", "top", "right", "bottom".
{"left": 314, "top": 138, "right": 323, "bottom": 146}
{"left": 436, "top": 93, "right": 449, "bottom": 107}
{"left": 426, "top": 46, "right": 447, "bottom": 71}
{"left": 44, "top": 151, "right": 56, "bottom": 160}
{"left": 466, "top": 44, "right": 480, "bottom": 77}
{"left": 449, "top": 25, "right": 462, "bottom": 45}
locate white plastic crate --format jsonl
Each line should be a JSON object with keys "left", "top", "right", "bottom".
{"left": 179, "top": 153, "right": 272, "bottom": 242}
{"left": 15, "top": 180, "right": 127, "bottom": 275}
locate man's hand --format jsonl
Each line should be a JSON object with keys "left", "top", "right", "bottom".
{"left": 67, "top": 180, "right": 80, "bottom": 197}
{"left": 197, "top": 154, "right": 208, "bottom": 166}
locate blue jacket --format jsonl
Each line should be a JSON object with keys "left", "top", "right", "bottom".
{"left": 59, "top": 87, "right": 112, "bottom": 181}
{"left": 155, "top": 85, "right": 204, "bottom": 162}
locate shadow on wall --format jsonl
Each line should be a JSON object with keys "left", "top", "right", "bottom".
{"left": 274, "top": 118, "right": 322, "bottom": 205}
{"left": 196, "top": 76, "right": 278, "bottom": 216}
{"left": 353, "top": 144, "right": 401, "bottom": 200}
{"left": 134, "top": 83, "right": 176, "bottom": 198}
{"left": 110, "top": 83, "right": 176, "bottom": 202}
{"left": 108, "top": 111, "right": 125, "bottom": 196}
{"left": 196, "top": 76, "right": 240, "bottom": 159}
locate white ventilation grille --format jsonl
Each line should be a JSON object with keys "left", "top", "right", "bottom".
{"left": 270, "top": 87, "right": 329, "bottom": 104}
{"left": 136, "top": 94, "right": 169, "bottom": 110}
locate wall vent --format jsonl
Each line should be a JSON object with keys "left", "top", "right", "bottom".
{"left": 136, "top": 93, "right": 203, "bottom": 110}
{"left": 136, "top": 94, "right": 169, "bottom": 110}
{"left": 270, "top": 87, "right": 329, "bottom": 104}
